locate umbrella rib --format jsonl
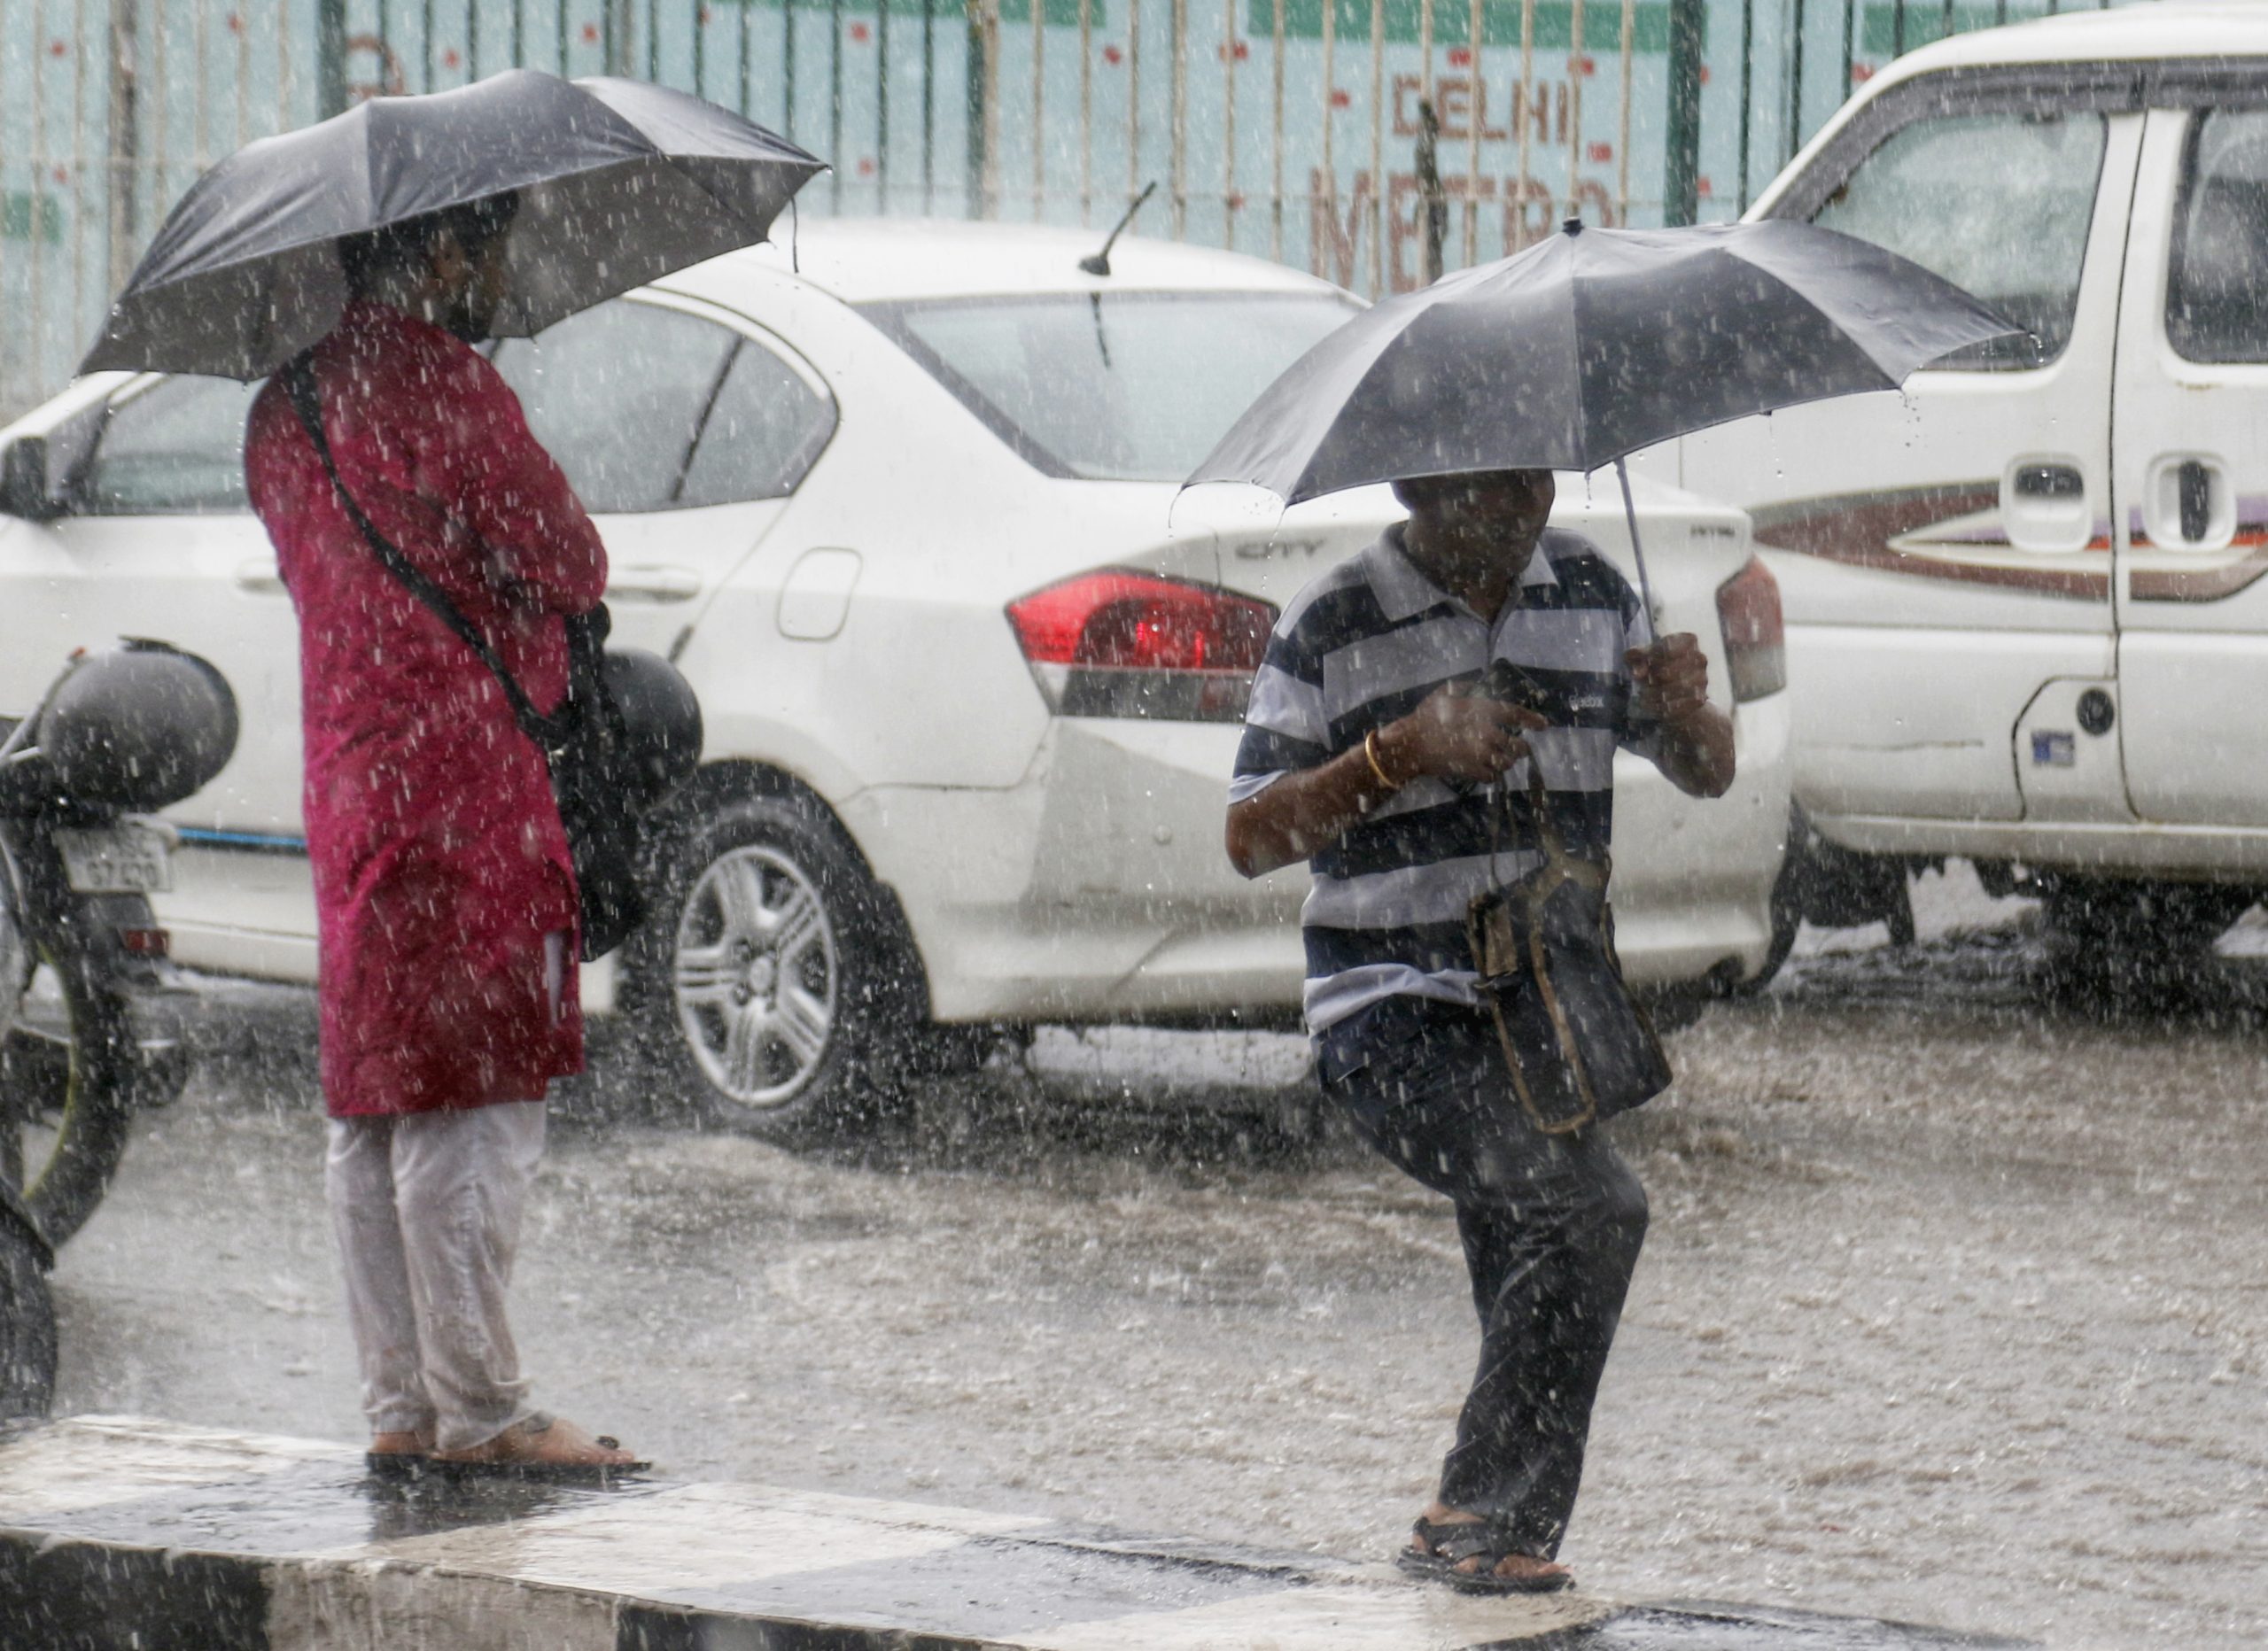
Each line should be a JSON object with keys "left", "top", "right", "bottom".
{"left": 649, "top": 152, "right": 819, "bottom": 229}
{"left": 1561, "top": 238, "right": 1590, "bottom": 469}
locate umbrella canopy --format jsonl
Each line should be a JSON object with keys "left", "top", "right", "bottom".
{"left": 82, "top": 70, "right": 826, "bottom": 381}
{"left": 1188, "top": 219, "right": 2019, "bottom": 505}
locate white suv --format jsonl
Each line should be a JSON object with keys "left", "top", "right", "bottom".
{"left": 0, "top": 220, "right": 1792, "bottom": 1140}
{"left": 1637, "top": 4, "right": 2268, "bottom": 963}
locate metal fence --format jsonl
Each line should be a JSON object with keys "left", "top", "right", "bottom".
{"left": 0, "top": 0, "right": 2132, "bottom": 416}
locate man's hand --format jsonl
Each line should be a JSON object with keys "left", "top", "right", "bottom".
{"left": 1376, "top": 682, "right": 1550, "bottom": 785}
{"left": 1627, "top": 632, "right": 1712, "bottom": 725}
{"left": 1626, "top": 632, "right": 1736, "bottom": 800}
{"left": 1225, "top": 682, "right": 1548, "bottom": 879}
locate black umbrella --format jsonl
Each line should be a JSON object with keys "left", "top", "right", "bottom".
{"left": 82, "top": 70, "right": 826, "bottom": 382}
{"left": 1189, "top": 218, "right": 2018, "bottom": 612}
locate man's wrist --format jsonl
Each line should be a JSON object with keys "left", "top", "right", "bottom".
{"left": 1370, "top": 719, "right": 1416, "bottom": 788}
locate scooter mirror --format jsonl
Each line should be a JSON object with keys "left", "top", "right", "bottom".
{"left": 18, "top": 642, "right": 239, "bottom": 813}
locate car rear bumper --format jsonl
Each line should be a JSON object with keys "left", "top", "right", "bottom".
{"left": 845, "top": 698, "right": 1793, "bottom": 1026}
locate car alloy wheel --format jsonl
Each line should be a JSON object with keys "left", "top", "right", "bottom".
{"left": 672, "top": 845, "right": 841, "bottom": 1110}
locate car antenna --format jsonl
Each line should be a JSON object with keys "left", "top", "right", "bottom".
{"left": 1080, "top": 182, "right": 1157, "bottom": 276}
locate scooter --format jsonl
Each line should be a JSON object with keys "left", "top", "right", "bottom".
{"left": 0, "top": 640, "right": 237, "bottom": 1418}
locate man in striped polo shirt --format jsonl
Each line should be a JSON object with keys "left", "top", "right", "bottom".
{"left": 1225, "top": 468, "right": 1733, "bottom": 1593}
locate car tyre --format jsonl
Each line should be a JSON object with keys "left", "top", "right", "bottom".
{"left": 2041, "top": 878, "right": 2251, "bottom": 992}
{"left": 624, "top": 792, "right": 925, "bottom": 1145}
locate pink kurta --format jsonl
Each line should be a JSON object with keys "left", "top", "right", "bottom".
{"left": 245, "top": 300, "right": 608, "bottom": 1116}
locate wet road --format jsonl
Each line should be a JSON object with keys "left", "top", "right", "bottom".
{"left": 42, "top": 866, "right": 2268, "bottom": 1649}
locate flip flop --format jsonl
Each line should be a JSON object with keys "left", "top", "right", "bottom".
{"left": 1396, "top": 1517, "right": 1574, "bottom": 1595}
{"left": 426, "top": 1439, "right": 650, "bottom": 1484}
{"left": 427, "top": 1417, "right": 650, "bottom": 1483}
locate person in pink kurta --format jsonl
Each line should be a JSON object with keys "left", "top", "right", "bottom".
{"left": 250, "top": 298, "right": 595, "bottom": 1114}
{"left": 245, "top": 198, "right": 639, "bottom": 1477}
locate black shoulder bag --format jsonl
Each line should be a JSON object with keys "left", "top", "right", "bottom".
{"left": 283, "top": 357, "right": 654, "bottom": 961}
{"left": 1464, "top": 769, "right": 1673, "bottom": 1134}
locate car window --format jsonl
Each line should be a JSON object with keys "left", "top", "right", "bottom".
{"left": 1811, "top": 111, "right": 2108, "bottom": 368}
{"left": 862, "top": 291, "right": 1360, "bottom": 481}
{"left": 675, "top": 336, "right": 835, "bottom": 508}
{"left": 491, "top": 299, "right": 737, "bottom": 513}
{"left": 81, "top": 376, "right": 263, "bottom": 515}
{"left": 2167, "top": 108, "right": 2268, "bottom": 364}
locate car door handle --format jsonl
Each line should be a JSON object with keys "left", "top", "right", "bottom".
{"left": 2144, "top": 453, "right": 2231, "bottom": 549}
{"left": 608, "top": 566, "right": 702, "bottom": 601}
{"left": 2000, "top": 460, "right": 2091, "bottom": 554}
{"left": 2012, "top": 463, "right": 2084, "bottom": 500}
{"left": 233, "top": 557, "right": 284, "bottom": 592}
{"left": 2178, "top": 459, "right": 2212, "bottom": 544}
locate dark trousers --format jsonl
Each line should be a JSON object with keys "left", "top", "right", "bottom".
{"left": 1324, "top": 1001, "right": 1649, "bottom": 1559}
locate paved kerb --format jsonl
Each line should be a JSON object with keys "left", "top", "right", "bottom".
{"left": 0, "top": 1416, "right": 2031, "bottom": 1650}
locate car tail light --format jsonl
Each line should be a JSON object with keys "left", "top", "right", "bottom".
{"left": 118, "top": 926, "right": 169, "bottom": 957}
{"left": 1715, "top": 554, "right": 1785, "bottom": 702}
{"left": 1006, "top": 570, "right": 1276, "bottom": 721}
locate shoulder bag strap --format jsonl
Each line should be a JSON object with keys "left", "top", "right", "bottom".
{"left": 280, "top": 354, "right": 574, "bottom": 750}
{"left": 1485, "top": 763, "right": 1575, "bottom": 888}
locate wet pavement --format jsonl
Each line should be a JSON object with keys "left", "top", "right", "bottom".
{"left": 0, "top": 1415, "right": 2024, "bottom": 1649}
{"left": 33, "top": 865, "right": 2268, "bottom": 1647}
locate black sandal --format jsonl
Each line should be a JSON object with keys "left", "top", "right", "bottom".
{"left": 1397, "top": 1517, "right": 1574, "bottom": 1595}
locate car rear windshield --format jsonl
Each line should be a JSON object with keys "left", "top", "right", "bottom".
{"left": 861, "top": 291, "right": 1359, "bottom": 481}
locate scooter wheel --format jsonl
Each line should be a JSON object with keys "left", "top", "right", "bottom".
{"left": 0, "top": 1215, "right": 55, "bottom": 1421}
{"left": 0, "top": 945, "right": 140, "bottom": 1249}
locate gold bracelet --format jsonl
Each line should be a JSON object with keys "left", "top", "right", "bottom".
{"left": 1363, "top": 728, "right": 1400, "bottom": 792}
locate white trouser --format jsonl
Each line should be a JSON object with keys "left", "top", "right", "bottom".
{"left": 326, "top": 1099, "right": 546, "bottom": 1453}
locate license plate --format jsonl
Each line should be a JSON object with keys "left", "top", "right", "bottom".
{"left": 55, "top": 824, "right": 174, "bottom": 895}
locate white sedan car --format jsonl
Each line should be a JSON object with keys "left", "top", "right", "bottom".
{"left": 0, "top": 220, "right": 1792, "bottom": 1141}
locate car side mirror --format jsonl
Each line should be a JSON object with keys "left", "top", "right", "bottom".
{"left": 0, "top": 399, "right": 105, "bottom": 521}
{"left": 0, "top": 437, "right": 58, "bottom": 520}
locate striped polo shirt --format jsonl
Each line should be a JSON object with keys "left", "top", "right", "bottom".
{"left": 1231, "top": 523, "right": 1659, "bottom": 1036}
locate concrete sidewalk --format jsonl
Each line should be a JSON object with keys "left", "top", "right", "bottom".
{"left": 0, "top": 1416, "right": 2027, "bottom": 1651}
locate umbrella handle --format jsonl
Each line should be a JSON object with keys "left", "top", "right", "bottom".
{"left": 1613, "top": 455, "right": 1658, "bottom": 642}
